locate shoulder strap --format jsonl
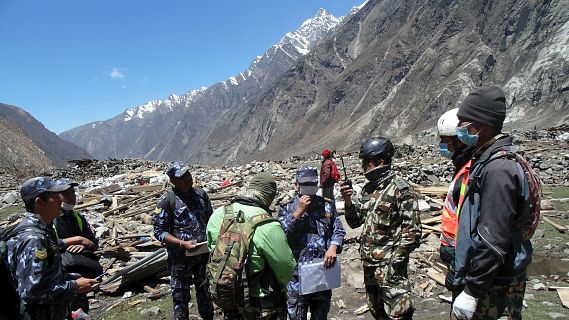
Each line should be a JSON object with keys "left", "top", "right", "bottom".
{"left": 166, "top": 190, "right": 177, "bottom": 235}
{"left": 461, "top": 150, "right": 516, "bottom": 213}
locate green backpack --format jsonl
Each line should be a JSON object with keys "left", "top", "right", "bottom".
{"left": 207, "top": 204, "right": 276, "bottom": 312}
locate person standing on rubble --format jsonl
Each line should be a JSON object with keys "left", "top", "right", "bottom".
{"left": 206, "top": 172, "right": 296, "bottom": 320}
{"left": 52, "top": 178, "right": 103, "bottom": 313}
{"left": 436, "top": 109, "right": 474, "bottom": 301}
{"left": 452, "top": 86, "right": 541, "bottom": 320}
{"left": 153, "top": 162, "right": 214, "bottom": 320}
{"left": 319, "top": 149, "right": 340, "bottom": 200}
{"left": 340, "top": 137, "right": 422, "bottom": 320}
{"left": 278, "top": 166, "right": 345, "bottom": 320}
{"left": 6, "top": 177, "right": 97, "bottom": 319}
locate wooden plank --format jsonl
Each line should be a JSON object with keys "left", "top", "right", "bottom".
{"left": 421, "top": 224, "right": 441, "bottom": 232}
{"left": 414, "top": 186, "right": 448, "bottom": 197}
{"left": 422, "top": 216, "right": 442, "bottom": 225}
{"left": 557, "top": 289, "right": 569, "bottom": 309}
{"left": 543, "top": 216, "right": 567, "bottom": 233}
{"left": 130, "top": 184, "right": 163, "bottom": 193}
{"left": 75, "top": 198, "right": 103, "bottom": 210}
{"left": 426, "top": 268, "right": 446, "bottom": 286}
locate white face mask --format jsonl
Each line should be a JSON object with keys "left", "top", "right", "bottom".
{"left": 299, "top": 185, "right": 319, "bottom": 196}
{"left": 61, "top": 202, "right": 75, "bottom": 210}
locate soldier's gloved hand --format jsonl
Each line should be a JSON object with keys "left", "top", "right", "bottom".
{"left": 453, "top": 291, "right": 478, "bottom": 320}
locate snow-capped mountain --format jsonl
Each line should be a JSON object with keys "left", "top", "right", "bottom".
{"left": 63, "top": 0, "right": 568, "bottom": 165}
{"left": 61, "top": 8, "right": 344, "bottom": 159}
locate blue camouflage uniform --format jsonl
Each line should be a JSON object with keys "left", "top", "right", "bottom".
{"left": 153, "top": 187, "right": 214, "bottom": 320}
{"left": 279, "top": 177, "right": 346, "bottom": 320}
{"left": 6, "top": 213, "right": 79, "bottom": 320}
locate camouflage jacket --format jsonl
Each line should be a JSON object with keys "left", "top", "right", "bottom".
{"left": 153, "top": 187, "right": 213, "bottom": 263}
{"left": 345, "top": 173, "right": 422, "bottom": 267}
{"left": 6, "top": 213, "right": 78, "bottom": 318}
{"left": 278, "top": 195, "right": 345, "bottom": 262}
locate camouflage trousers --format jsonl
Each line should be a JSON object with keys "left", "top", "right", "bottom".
{"left": 363, "top": 265, "right": 414, "bottom": 320}
{"left": 468, "top": 280, "right": 526, "bottom": 320}
{"left": 286, "top": 274, "right": 332, "bottom": 320}
{"left": 170, "top": 254, "right": 214, "bottom": 320}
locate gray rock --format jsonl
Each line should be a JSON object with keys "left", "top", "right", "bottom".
{"left": 2, "top": 191, "right": 19, "bottom": 204}
{"left": 140, "top": 306, "right": 161, "bottom": 316}
{"left": 347, "top": 273, "right": 365, "bottom": 289}
{"left": 532, "top": 283, "right": 547, "bottom": 291}
{"left": 547, "top": 312, "right": 568, "bottom": 319}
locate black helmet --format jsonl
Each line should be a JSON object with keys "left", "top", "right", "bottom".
{"left": 359, "top": 137, "right": 395, "bottom": 160}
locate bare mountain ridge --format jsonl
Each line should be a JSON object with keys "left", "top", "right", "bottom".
{"left": 218, "top": 0, "right": 569, "bottom": 162}
{"left": 0, "top": 103, "right": 92, "bottom": 168}
{"left": 60, "top": 8, "right": 344, "bottom": 161}
{"left": 0, "top": 114, "right": 53, "bottom": 174}
{"left": 62, "top": 0, "right": 568, "bottom": 164}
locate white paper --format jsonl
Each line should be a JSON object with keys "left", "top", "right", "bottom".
{"left": 298, "top": 257, "right": 341, "bottom": 295}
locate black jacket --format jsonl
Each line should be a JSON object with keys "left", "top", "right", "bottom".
{"left": 454, "top": 135, "right": 532, "bottom": 298}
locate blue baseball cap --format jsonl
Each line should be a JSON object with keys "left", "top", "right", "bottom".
{"left": 20, "top": 177, "right": 69, "bottom": 202}
{"left": 296, "top": 166, "right": 318, "bottom": 184}
{"left": 54, "top": 178, "right": 79, "bottom": 190}
{"left": 166, "top": 161, "right": 190, "bottom": 178}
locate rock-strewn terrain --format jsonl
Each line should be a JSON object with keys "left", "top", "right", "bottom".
{"left": 1, "top": 126, "right": 568, "bottom": 319}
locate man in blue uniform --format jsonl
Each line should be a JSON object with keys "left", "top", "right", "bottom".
{"left": 153, "top": 162, "right": 214, "bottom": 320}
{"left": 279, "top": 167, "right": 346, "bottom": 320}
{"left": 6, "top": 177, "right": 97, "bottom": 319}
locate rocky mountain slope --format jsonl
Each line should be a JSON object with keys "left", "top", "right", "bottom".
{"left": 60, "top": 9, "right": 344, "bottom": 161}
{"left": 0, "top": 103, "right": 92, "bottom": 167}
{"left": 0, "top": 114, "right": 53, "bottom": 174}
{"left": 62, "top": 0, "right": 568, "bottom": 164}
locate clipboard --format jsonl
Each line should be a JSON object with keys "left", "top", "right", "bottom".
{"left": 184, "top": 241, "right": 209, "bottom": 256}
{"left": 298, "top": 257, "right": 341, "bottom": 295}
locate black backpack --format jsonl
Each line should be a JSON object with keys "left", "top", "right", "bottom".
{"left": 0, "top": 222, "right": 42, "bottom": 320}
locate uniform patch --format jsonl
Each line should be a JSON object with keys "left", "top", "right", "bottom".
{"left": 35, "top": 248, "right": 48, "bottom": 260}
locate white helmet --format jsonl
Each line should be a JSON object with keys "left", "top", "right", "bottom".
{"left": 437, "top": 108, "right": 459, "bottom": 137}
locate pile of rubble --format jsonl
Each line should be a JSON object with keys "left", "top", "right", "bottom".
{"left": 0, "top": 125, "right": 567, "bottom": 317}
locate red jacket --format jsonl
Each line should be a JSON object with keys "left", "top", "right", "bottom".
{"left": 320, "top": 158, "right": 337, "bottom": 188}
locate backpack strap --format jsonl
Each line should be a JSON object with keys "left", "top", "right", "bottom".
{"left": 166, "top": 190, "right": 177, "bottom": 236}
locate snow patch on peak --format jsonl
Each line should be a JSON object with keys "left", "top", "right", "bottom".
{"left": 123, "top": 87, "right": 207, "bottom": 122}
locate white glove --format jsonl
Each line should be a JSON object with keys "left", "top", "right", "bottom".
{"left": 452, "top": 291, "right": 478, "bottom": 320}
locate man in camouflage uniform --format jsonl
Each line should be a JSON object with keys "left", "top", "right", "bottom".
{"left": 6, "top": 177, "right": 97, "bottom": 319}
{"left": 279, "top": 167, "right": 345, "bottom": 320}
{"left": 153, "top": 162, "right": 214, "bottom": 320}
{"left": 340, "top": 137, "right": 422, "bottom": 320}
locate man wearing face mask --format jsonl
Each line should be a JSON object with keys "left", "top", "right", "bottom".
{"left": 436, "top": 109, "right": 474, "bottom": 302}
{"left": 153, "top": 162, "right": 214, "bottom": 320}
{"left": 278, "top": 167, "right": 345, "bottom": 320}
{"left": 52, "top": 178, "right": 103, "bottom": 313}
{"left": 452, "top": 86, "right": 538, "bottom": 319}
{"left": 6, "top": 177, "right": 97, "bottom": 319}
{"left": 340, "top": 137, "right": 421, "bottom": 320}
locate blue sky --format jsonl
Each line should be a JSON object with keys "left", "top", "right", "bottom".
{"left": 0, "top": 0, "right": 364, "bottom": 134}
